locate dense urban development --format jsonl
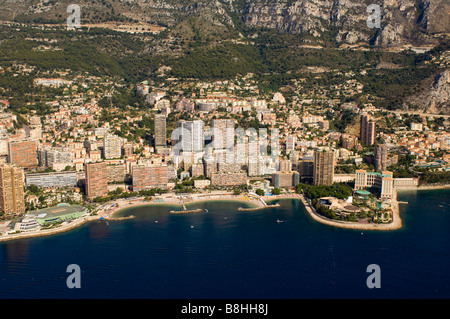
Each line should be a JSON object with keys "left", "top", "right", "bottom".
{"left": 0, "top": 14, "right": 448, "bottom": 240}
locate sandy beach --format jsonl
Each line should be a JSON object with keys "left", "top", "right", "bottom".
{"left": 105, "top": 192, "right": 267, "bottom": 218}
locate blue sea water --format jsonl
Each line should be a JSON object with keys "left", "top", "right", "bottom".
{"left": 1, "top": 189, "right": 449, "bottom": 299}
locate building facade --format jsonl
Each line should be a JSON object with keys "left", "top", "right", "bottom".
{"left": 103, "top": 134, "right": 122, "bottom": 159}
{"left": 341, "top": 134, "right": 359, "bottom": 150}
{"left": 85, "top": 162, "right": 108, "bottom": 198}
{"left": 8, "top": 139, "right": 39, "bottom": 168}
{"left": 154, "top": 114, "right": 167, "bottom": 148}
{"left": 297, "top": 159, "right": 314, "bottom": 183}
{"left": 26, "top": 171, "right": 78, "bottom": 188}
{"left": 272, "top": 171, "right": 300, "bottom": 188}
{"left": 132, "top": 164, "right": 168, "bottom": 191}
{"left": 38, "top": 148, "right": 72, "bottom": 167}
{"left": 210, "top": 172, "right": 247, "bottom": 187}
{"left": 176, "top": 120, "right": 204, "bottom": 153}
{"left": 0, "top": 164, "right": 25, "bottom": 215}
{"left": 360, "top": 114, "right": 376, "bottom": 146}
{"left": 107, "top": 164, "right": 127, "bottom": 183}
{"left": 211, "top": 119, "right": 235, "bottom": 150}
{"left": 313, "top": 149, "right": 335, "bottom": 186}
{"left": 374, "top": 143, "right": 388, "bottom": 172}
{"left": 354, "top": 169, "right": 394, "bottom": 200}
{"left": 285, "top": 135, "right": 297, "bottom": 154}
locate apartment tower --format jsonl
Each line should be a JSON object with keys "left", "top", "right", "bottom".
{"left": 360, "top": 114, "right": 376, "bottom": 146}
{"left": 132, "top": 164, "right": 168, "bottom": 191}
{"left": 8, "top": 139, "right": 38, "bottom": 168}
{"left": 176, "top": 120, "right": 204, "bottom": 154}
{"left": 154, "top": 114, "right": 167, "bottom": 148}
{"left": 374, "top": 143, "right": 388, "bottom": 172}
{"left": 313, "top": 149, "right": 335, "bottom": 186}
{"left": 103, "top": 134, "right": 122, "bottom": 159}
{"left": 85, "top": 162, "right": 108, "bottom": 198}
{"left": 0, "top": 164, "right": 25, "bottom": 215}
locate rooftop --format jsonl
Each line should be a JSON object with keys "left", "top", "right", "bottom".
{"left": 27, "top": 204, "right": 88, "bottom": 219}
{"left": 366, "top": 171, "right": 393, "bottom": 178}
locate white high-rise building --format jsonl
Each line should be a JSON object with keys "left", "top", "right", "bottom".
{"left": 103, "top": 134, "right": 122, "bottom": 159}
{"left": 286, "top": 135, "right": 296, "bottom": 154}
{"left": 177, "top": 120, "right": 204, "bottom": 153}
{"left": 211, "top": 119, "right": 235, "bottom": 150}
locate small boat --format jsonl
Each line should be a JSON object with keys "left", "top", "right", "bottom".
{"left": 276, "top": 219, "right": 284, "bottom": 223}
{"left": 155, "top": 221, "right": 159, "bottom": 223}
{"left": 190, "top": 225, "right": 194, "bottom": 229}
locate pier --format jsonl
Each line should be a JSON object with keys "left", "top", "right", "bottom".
{"left": 169, "top": 208, "right": 203, "bottom": 214}
{"left": 169, "top": 203, "right": 203, "bottom": 214}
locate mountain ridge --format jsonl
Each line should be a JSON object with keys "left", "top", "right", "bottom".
{"left": 1, "top": 0, "right": 448, "bottom": 48}
{"left": 0, "top": 0, "right": 448, "bottom": 114}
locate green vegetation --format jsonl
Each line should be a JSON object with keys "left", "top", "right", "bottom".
{"left": 255, "top": 189, "right": 265, "bottom": 196}
{"left": 92, "top": 188, "right": 168, "bottom": 203}
{"left": 330, "top": 109, "right": 358, "bottom": 133}
{"left": 272, "top": 188, "right": 281, "bottom": 195}
{"left": 418, "top": 171, "right": 450, "bottom": 185}
{"left": 358, "top": 66, "right": 439, "bottom": 110}
{"left": 170, "top": 43, "right": 263, "bottom": 79}
{"left": 295, "top": 183, "right": 353, "bottom": 200}
{"left": 316, "top": 204, "right": 337, "bottom": 220}
{"left": 0, "top": 24, "right": 444, "bottom": 109}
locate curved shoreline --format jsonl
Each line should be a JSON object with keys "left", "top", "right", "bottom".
{"left": 295, "top": 193, "right": 403, "bottom": 231}
{"left": 0, "top": 215, "right": 99, "bottom": 243}
{"left": 2, "top": 187, "right": 447, "bottom": 242}
{"left": 0, "top": 213, "right": 138, "bottom": 243}
{"left": 108, "top": 195, "right": 264, "bottom": 218}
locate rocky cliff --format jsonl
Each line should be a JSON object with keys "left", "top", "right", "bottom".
{"left": 1, "top": 0, "right": 448, "bottom": 47}
{"left": 241, "top": 0, "right": 450, "bottom": 47}
{"left": 406, "top": 69, "right": 450, "bottom": 114}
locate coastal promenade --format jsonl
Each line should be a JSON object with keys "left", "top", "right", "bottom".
{"left": 0, "top": 214, "right": 99, "bottom": 242}
{"left": 0, "top": 192, "right": 259, "bottom": 243}
{"left": 105, "top": 192, "right": 271, "bottom": 217}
